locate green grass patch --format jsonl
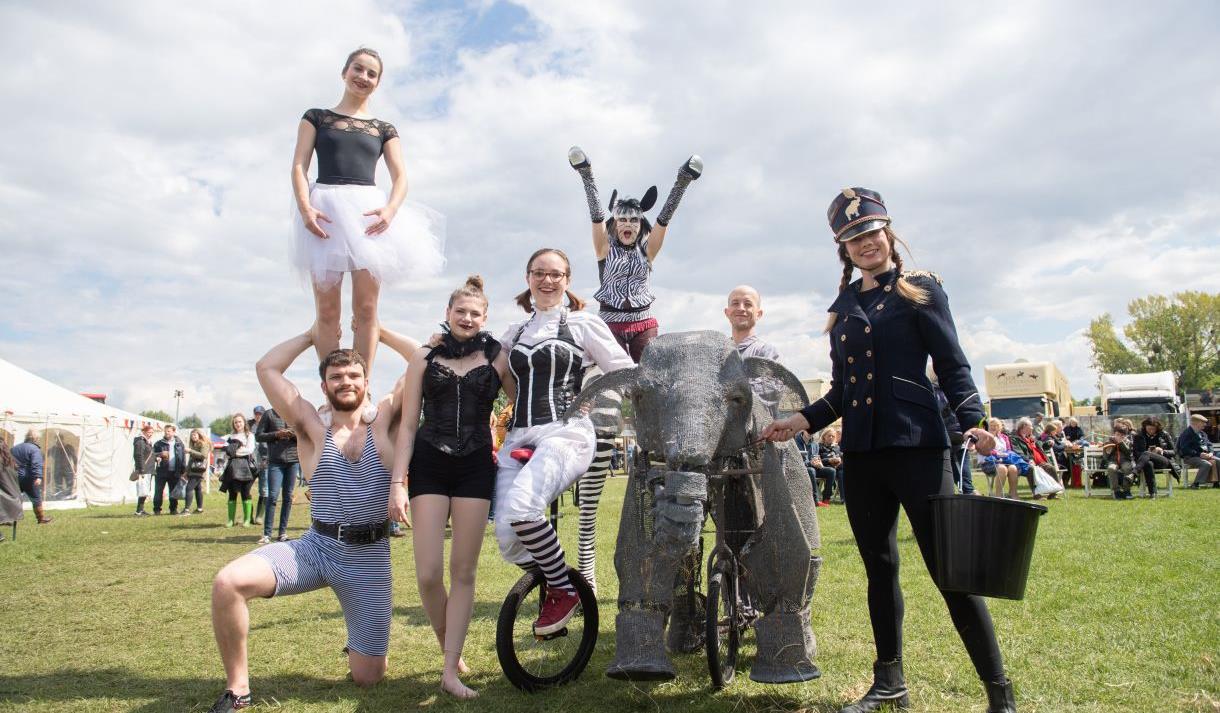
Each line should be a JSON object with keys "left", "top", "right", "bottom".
{"left": 0, "top": 481, "right": 1217, "bottom": 712}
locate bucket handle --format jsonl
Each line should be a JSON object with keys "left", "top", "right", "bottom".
{"left": 956, "top": 435, "right": 976, "bottom": 495}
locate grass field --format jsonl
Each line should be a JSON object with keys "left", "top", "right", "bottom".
{"left": 0, "top": 478, "right": 1217, "bottom": 713}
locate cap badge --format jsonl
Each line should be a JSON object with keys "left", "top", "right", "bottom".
{"left": 841, "top": 188, "right": 861, "bottom": 219}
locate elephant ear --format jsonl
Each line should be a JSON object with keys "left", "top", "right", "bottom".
{"left": 639, "top": 186, "right": 658, "bottom": 212}
{"left": 744, "top": 357, "right": 810, "bottom": 417}
{"left": 562, "top": 367, "right": 640, "bottom": 421}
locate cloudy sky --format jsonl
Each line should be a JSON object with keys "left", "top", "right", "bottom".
{"left": 1, "top": 0, "right": 1217, "bottom": 421}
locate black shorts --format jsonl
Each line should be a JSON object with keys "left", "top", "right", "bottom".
{"left": 408, "top": 440, "right": 495, "bottom": 500}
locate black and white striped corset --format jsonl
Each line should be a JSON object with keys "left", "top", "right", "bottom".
{"left": 594, "top": 239, "right": 654, "bottom": 323}
{"left": 509, "top": 316, "right": 586, "bottom": 428}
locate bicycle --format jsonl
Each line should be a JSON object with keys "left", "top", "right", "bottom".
{"left": 704, "top": 445, "right": 765, "bottom": 689}
{"left": 495, "top": 448, "right": 600, "bottom": 692}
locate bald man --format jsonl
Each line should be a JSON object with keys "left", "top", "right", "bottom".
{"left": 725, "top": 285, "right": 780, "bottom": 360}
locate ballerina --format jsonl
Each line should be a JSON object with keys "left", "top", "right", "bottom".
{"left": 290, "top": 47, "right": 445, "bottom": 382}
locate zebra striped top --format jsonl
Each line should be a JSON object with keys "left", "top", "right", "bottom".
{"left": 309, "top": 427, "right": 390, "bottom": 526}
{"left": 594, "top": 238, "right": 654, "bottom": 323}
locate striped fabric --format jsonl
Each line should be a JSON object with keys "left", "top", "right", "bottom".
{"left": 251, "top": 427, "right": 393, "bottom": 656}
{"left": 576, "top": 390, "right": 622, "bottom": 594}
{"left": 594, "top": 239, "right": 654, "bottom": 323}
{"left": 511, "top": 519, "right": 573, "bottom": 592}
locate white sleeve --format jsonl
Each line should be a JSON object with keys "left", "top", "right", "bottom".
{"left": 499, "top": 321, "right": 523, "bottom": 349}
{"left": 577, "top": 314, "right": 634, "bottom": 373}
{"left": 235, "top": 433, "right": 255, "bottom": 456}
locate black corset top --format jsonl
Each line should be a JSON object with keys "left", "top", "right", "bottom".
{"left": 416, "top": 337, "right": 502, "bottom": 456}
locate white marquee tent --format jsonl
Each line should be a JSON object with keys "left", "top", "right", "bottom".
{"left": 0, "top": 356, "right": 173, "bottom": 507}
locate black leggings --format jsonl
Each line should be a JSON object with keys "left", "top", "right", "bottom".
{"left": 226, "top": 479, "right": 253, "bottom": 502}
{"left": 843, "top": 447, "right": 1005, "bottom": 683}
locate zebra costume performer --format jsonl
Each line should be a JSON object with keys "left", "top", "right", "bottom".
{"left": 495, "top": 304, "right": 633, "bottom": 610}
{"left": 567, "top": 146, "right": 703, "bottom": 591}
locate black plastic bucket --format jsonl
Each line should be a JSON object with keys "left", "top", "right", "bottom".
{"left": 928, "top": 495, "right": 1047, "bottom": 600}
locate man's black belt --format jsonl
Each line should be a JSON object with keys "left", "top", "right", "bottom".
{"left": 311, "top": 519, "right": 391, "bottom": 545}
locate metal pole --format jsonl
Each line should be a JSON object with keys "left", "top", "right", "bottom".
{"left": 173, "top": 389, "right": 184, "bottom": 426}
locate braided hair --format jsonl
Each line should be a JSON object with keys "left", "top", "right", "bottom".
{"left": 825, "top": 226, "right": 929, "bottom": 332}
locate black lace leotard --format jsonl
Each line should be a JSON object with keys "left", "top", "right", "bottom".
{"left": 302, "top": 108, "right": 399, "bottom": 186}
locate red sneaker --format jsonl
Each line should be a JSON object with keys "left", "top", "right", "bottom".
{"left": 816, "top": 500, "right": 830, "bottom": 508}
{"left": 534, "top": 587, "right": 580, "bottom": 635}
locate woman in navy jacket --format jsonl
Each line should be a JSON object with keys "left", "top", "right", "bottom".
{"left": 763, "top": 188, "right": 1014, "bottom": 713}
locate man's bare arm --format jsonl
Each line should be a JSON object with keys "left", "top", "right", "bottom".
{"left": 255, "top": 330, "right": 323, "bottom": 442}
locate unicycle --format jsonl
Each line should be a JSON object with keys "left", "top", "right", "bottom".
{"left": 495, "top": 448, "right": 600, "bottom": 692}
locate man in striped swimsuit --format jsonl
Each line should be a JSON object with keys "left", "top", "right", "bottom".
{"left": 207, "top": 331, "right": 403, "bottom": 713}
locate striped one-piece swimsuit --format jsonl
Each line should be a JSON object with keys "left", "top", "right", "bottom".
{"left": 252, "top": 426, "right": 393, "bottom": 656}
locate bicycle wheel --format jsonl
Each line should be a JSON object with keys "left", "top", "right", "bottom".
{"left": 496, "top": 567, "right": 599, "bottom": 692}
{"left": 705, "top": 559, "right": 739, "bottom": 689}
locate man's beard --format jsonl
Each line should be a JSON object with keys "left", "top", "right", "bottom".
{"left": 325, "top": 386, "right": 366, "bottom": 412}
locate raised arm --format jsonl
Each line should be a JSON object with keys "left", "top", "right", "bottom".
{"left": 569, "top": 146, "right": 610, "bottom": 260}
{"left": 646, "top": 155, "right": 703, "bottom": 263}
{"left": 255, "top": 330, "right": 323, "bottom": 444}
{"left": 379, "top": 323, "right": 420, "bottom": 363}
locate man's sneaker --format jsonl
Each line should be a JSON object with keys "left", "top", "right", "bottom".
{"left": 134, "top": 511, "right": 149, "bottom": 517}
{"left": 534, "top": 587, "right": 580, "bottom": 636}
{"left": 257, "top": 535, "right": 271, "bottom": 545}
{"left": 816, "top": 500, "right": 830, "bottom": 508}
{"left": 277, "top": 534, "right": 290, "bottom": 542}
{"left": 207, "top": 689, "right": 252, "bottom": 712}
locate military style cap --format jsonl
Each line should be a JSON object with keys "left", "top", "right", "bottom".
{"left": 827, "top": 187, "right": 890, "bottom": 243}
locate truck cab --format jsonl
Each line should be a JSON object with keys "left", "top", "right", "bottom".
{"left": 984, "top": 361, "right": 1073, "bottom": 421}
{"left": 1100, "top": 371, "right": 1183, "bottom": 416}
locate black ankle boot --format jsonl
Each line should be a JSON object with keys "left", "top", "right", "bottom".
{"left": 985, "top": 678, "right": 1016, "bottom": 712}
{"left": 840, "top": 659, "right": 909, "bottom": 712}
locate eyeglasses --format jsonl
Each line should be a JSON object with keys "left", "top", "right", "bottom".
{"left": 528, "top": 270, "right": 569, "bottom": 282}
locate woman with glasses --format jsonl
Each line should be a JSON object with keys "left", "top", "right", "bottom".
{"left": 493, "top": 248, "right": 634, "bottom": 637}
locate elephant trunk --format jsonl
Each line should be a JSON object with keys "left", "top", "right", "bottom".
{"left": 607, "top": 468, "right": 706, "bottom": 682}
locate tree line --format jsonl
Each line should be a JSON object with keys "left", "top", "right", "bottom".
{"left": 1086, "top": 291, "right": 1220, "bottom": 391}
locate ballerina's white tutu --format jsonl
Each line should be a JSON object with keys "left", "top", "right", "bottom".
{"left": 292, "top": 183, "right": 446, "bottom": 288}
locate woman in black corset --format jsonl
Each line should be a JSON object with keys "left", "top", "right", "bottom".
{"left": 388, "top": 275, "right": 512, "bottom": 700}
{"left": 763, "top": 188, "right": 1015, "bottom": 713}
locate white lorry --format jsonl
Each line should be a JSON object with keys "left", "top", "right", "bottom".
{"left": 1099, "top": 371, "right": 1183, "bottom": 417}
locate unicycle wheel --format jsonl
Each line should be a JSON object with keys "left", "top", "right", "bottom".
{"left": 496, "top": 567, "right": 599, "bottom": 692}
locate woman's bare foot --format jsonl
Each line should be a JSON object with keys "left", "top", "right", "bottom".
{"left": 457, "top": 658, "right": 470, "bottom": 675}
{"left": 440, "top": 674, "right": 478, "bottom": 700}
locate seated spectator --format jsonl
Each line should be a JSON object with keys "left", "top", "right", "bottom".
{"left": 1011, "top": 417, "right": 1061, "bottom": 499}
{"left": 1037, "top": 420, "right": 1068, "bottom": 465}
{"left": 811, "top": 429, "right": 842, "bottom": 506}
{"left": 1062, "top": 417, "right": 1089, "bottom": 446}
{"left": 1180, "top": 414, "right": 1218, "bottom": 489}
{"left": 978, "top": 417, "right": 1025, "bottom": 499}
{"left": 1101, "top": 422, "right": 1136, "bottom": 500}
{"left": 1133, "top": 417, "right": 1178, "bottom": 492}
{"left": 1201, "top": 388, "right": 1214, "bottom": 406}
